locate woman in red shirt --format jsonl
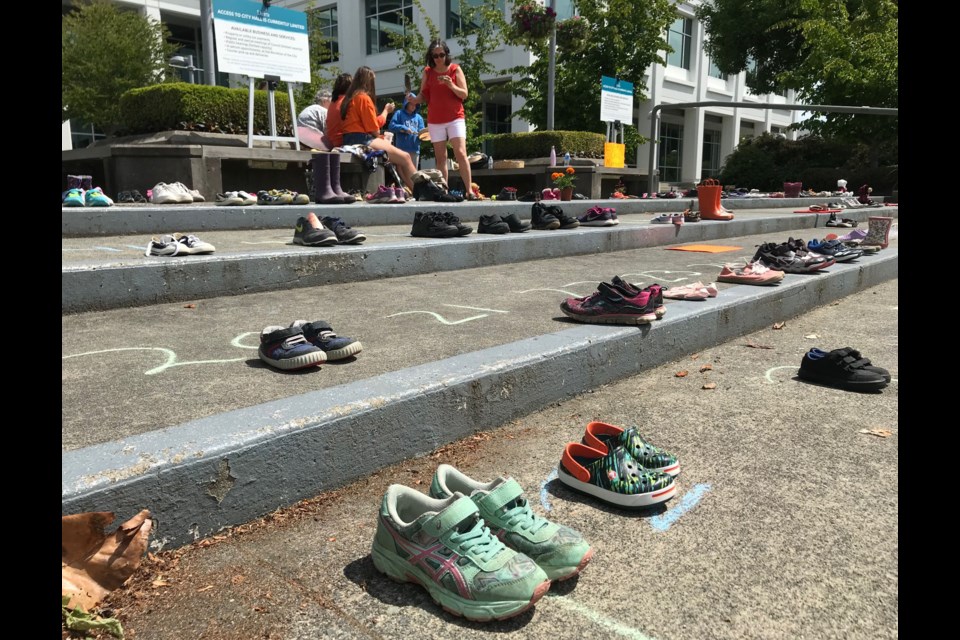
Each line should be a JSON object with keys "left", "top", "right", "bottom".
{"left": 340, "top": 66, "right": 416, "bottom": 193}
{"left": 405, "top": 39, "right": 475, "bottom": 199}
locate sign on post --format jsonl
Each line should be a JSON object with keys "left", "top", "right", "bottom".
{"left": 213, "top": 0, "right": 310, "bottom": 83}
{"left": 600, "top": 76, "right": 634, "bottom": 124}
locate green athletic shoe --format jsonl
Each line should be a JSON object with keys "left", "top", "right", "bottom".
{"left": 430, "top": 465, "right": 593, "bottom": 581}
{"left": 371, "top": 485, "right": 551, "bottom": 622}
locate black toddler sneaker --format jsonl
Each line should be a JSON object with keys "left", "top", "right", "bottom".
{"left": 478, "top": 214, "right": 510, "bottom": 234}
{"left": 545, "top": 205, "right": 580, "bottom": 229}
{"left": 798, "top": 347, "right": 889, "bottom": 391}
{"left": 531, "top": 202, "right": 560, "bottom": 230}
{"left": 500, "top": 213, "right": 531, "bottom": 232}
{"left": 411, "top": 212, "right": 459, "bottom": 238}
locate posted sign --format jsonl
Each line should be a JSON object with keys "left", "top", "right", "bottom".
{"left": 600, "top": 76, "right": 634, "bottom": 123}
{"left": 213, "top": 0, "right": 310, "bottom": 83}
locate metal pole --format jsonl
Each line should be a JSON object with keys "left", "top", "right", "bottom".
{"left": 200, "top": 0, "right": 216, "bottom": 85}
{"left": 546, "top": 1, "right": 556, "bottom": 130}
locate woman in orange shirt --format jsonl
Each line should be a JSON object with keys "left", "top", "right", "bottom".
{"left": 321, "top": 73, "right": 353, "bottom": 149}
{"left": 340, "top": 66, "right": 416, "bottom": 193}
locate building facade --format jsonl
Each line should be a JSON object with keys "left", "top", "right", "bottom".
{"left": 63, "top": 0, "right": 800, "bottom": 186}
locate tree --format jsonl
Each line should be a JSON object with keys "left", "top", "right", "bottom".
{"left": 294, "top": 2, "right": 343, "bottom": 110}
{"left": 505, "top": 0, "right": 677, "bottom": 148}
{"left": 698, "top": 0, "right": 898, "bottom": 161}
{"left": 62, "top": 0, "right": 178, "bottom": 135}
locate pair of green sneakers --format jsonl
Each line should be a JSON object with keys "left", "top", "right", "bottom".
{"left": 371, "top": 464, "right": 593, "bottom": 622}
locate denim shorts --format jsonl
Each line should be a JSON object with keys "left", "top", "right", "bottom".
{"left": 342, "top": 132, "right": 375, "bottom": 146}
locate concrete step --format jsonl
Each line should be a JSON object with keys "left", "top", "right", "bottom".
{"left": 62, "top": 205, "right": 897, "bottom": 312}
{"left": 62, "top": 221, "right": 899, "bottom": 548}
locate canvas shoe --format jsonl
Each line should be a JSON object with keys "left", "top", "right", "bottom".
{"left": 581, "top": 421, "right": 680, "bottom": 476}
{"left": 289, "top": 319, "right": 363, "bottom": 360}
{"left": 478, "top": 214, "right": 510, "bottom": 234}
{"left": 752, "top": 242, "right": 831, "bottom": 274}
{"left": 62, "top": 188, "right": 85, "bottom": 207}
{"left": 577, "top": 206, "right": 617, "bottom": 226}
{"left": 716, "top": 262, "right": 785, "bottom": 285}
{"left": 798, "top": 347, "right": 889, "bottom": 392}
{"left": 560, "top": 281, "right": 658, "bottom": 325}
{"left": 500, "top": 213, "right": 531, "bottom": 233}
{"left": 144, "top": 234, "right": 180, "bottom": 257}
{"left": 151, "top": 182, "right": 193, "bottom": 204}
{"left": 173, "top": 232, "right": 216, "bottom": 255}
{"left": 83, "top": 187, "right": 113, "bottom": 207}
{"left": 558, "top": 443, "right": 677, "bottom": 508}
{"left": 371, "top": 485, "right": 551, "bottom": 621}
{"left": 530, "top": 203, "right": 560, "bottom": 230}
{"left": 320, "top": 216, "right": 366, "bottom": 244}
{"left": 411, "top": 212, "right": 459, "bottom": 238}
{"left": 293, "top": 213, "right": 338, "bottom": 246}
{"left": 257, "top": 190, "right": 285, "bottom": 205}
{"left": 258, "top": 325, "right": 326, "bottom": 370}
{"left": 430, "top": 465, "right": 593, "bottom": 581}
{"left": 216, "top": 192, "right": 245, "bottom": 206}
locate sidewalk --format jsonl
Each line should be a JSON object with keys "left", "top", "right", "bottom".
{"left": 93, "top": 279, "right": 899, "bottom": 640}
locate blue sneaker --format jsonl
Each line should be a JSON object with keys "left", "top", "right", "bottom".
{"left": 258, "top": 326, "right": 326, "bottom": 370}
{"left": 62, "top": 188, "right": 85, "bottom": 207}
{"left": 289, "top": 320, "right": 362, "bottom": 360}
{"left": 84, "top": 187, "right": 113, "bottom": 207}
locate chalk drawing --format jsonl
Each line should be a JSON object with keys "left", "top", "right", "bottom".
{"left": 649, "top": 483, "right": 711, "bottom": 532}
{"left": 620, "top": 270, "right": 703, "bottom": 284}
{"left": 544, "top": 594, "right": 658, "bottom": 640}
{"left": 764, "top": 365, "right": 799, "bottom": 383}
{"left": 231, "top": 332, "right": 260, "bottom": 349}
{"left": 62, "top": 347, "right": 244, "bottom": 375}
{"left": 539, "top": 467, "right": 559, "bottom": 511}
{"left": 386, "top": 304, "right": 509, "bottom": 325}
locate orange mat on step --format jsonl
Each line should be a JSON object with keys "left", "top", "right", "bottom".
{"left": 666, "top": 244, "right": 743, "bottom": 253}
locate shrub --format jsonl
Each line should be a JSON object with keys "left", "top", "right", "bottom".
{"left": 489, "top": 130, "right": 605, "bottom": 160}
{"left": 118, "top": 83, "right": 295, "bottom": 136}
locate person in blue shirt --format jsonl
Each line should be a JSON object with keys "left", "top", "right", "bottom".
{"left": 388, "top": 94, "right": 425, "bottom": 170}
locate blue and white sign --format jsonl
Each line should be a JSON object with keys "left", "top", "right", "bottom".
{"left": 600, "top": 76, "right": 634, "bottom": 123}
{"left": 213, "top": 0, "right": 311, "bottom": 82}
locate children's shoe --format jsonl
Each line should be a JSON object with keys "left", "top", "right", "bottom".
{"left": 500, "top": 213, "right": 531, "bottom": 233}
{"left": 545, "top": 205, "right": 579, "bottom": 229}
{"left": 437, "top": 212, "right": 473, "bottom": 236}
{"left": 716, "top": 262, "right": 785, "bottom": 286}
{"left": 216, "top": 191, "right": 245, "bottom": 206}
{"left": 650, "top": 213, "right": 674, "bottom": 224}
{"left": 151, "top": 182, "right": 193, "bottom": 204}
{"left": 144, "top": 234, "right": 180, "bottom": 257}
{"left": 797, "top": 347, "right": 889, "bottom": 391}
{"left": 257, "top": 190, "right": 285, "bottom": 205}
{"left": 478, "top": 214, "right": 510, "bottom": 234}
{"left": 541, "top": 188, "right": 557, "bottom": 201}
{"left": 531, "top": 203, "right": 560, "bottom": 230}
{"left": 320, "top": 216, "right": 366, "bottom": 244}
{"left": 430, "top": 465, "right": 593, "bottom": 581}
{"left": 289, "top": 319, "right": 363, "bottom": 360}
{"left": 371, "top": 485, "right": 551, "bottom": 621}
{"left": 293, "top": 213, "right": 338, "bottom": 247}
{"left": 257, "top": 325, "right": 326, "bottom": 370}
{"left": 367, "top": 185, "right": 397, "bottom": 204}
{"left": 84, "top": 187, "right": 114, "bottom": 207}
{"left": 560, "top": 281, "right": 658, "bottom": 325}
{"left": 411, "top": 211, "right": 459, "bottom": 238}
{"left": 558, "top": 443, "right": 677, "bottom": 508}
{"left": 393, "top": 186, "right": 407, "bottom": 203}
{"left": 62, "top": 188, "right": 85, "bottom": 207}
{"left": 608, "top": 277, "right": 666, "bottom": 319}
{"left": 577, "top": 206, "right": 617, "bottom": 226}
{"left": 581, "top": 421, "right": 680, "bottom": 477}
{"left": 173, "top": 232, "right": 216, "bottom": 255}
{"left": 497, "top": 187, "right": 518, "bottom": 201}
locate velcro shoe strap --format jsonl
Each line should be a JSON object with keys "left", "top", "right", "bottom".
{"left": 262, "top": 326, "right": 303, "bottom": 343}
{"left": 430, "top": 495, "right": 481, "bottom": 537}
{"left": 475, "top": 478, "right": 524, "bottom": 513}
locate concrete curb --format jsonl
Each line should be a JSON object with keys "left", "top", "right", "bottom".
{"left": 62, "top": 209, "right": 893, "bottom": 313}
{"left": 62, "top": 250, "right": 898, "bottom": 549}
{"left": 61, "top": 197, "right": 873, "bottom": 236}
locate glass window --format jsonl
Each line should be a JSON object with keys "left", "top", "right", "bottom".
{"left": 366, "top": 0, "right": 413, "bottom": 55}
{"left": 658, "top": 122, "right": 683, "bottom": 184}
{"left": 745, "top": 57, "right": 758, "bottom": 88}
{"left": 447, "top": 0, "right": 504, "bottom": 37}
{"left": 707, "top": 57, "right": 725, "bottom": 80}
{"left": 554, "top": 0, "right": 577, "bottom": 21}
{"left": 666, "top": 17, "right": 692, "bottom": 70}
{"left": 701, "top": 130, "right": 721, "bottom": 179}
{"left": 482, "top": 100, "right": 512, "bottom": 154}
{"left": 311, "top": 5, "right": 340, "bottom": 63}
{"left": 69, "top": 119, "right": 105, "bottom": 150}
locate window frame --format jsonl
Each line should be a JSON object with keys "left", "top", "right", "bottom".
{"left": 666, "top": 17, "right": 693, "bottom": 70}
{"left": 366, "top": 0, "right": 413, "bottom": 56}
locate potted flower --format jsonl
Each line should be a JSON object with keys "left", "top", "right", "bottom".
{"left": 556, "top": 16, "right": 588, "bottom": 52}
{"left": 510, "top": 2, "right": 557, "bottom": 45}
{"left": 551, "top": 166, "right": 577, "bottom": 200}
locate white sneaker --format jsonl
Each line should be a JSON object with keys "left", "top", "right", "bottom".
{"left": 236, "top": 190, "right": 258, "bottom": 205}
{"left": 170, "top": 182, "right": 199, "bottom": 203}
{"left": 173, "top": 232, "right": 216, "bottom": 254}
{"left": 216, "top": 191, "right": 244, "bottom": 206}
{"left": 151, "top": 183, "right": 192, "bottom": 204}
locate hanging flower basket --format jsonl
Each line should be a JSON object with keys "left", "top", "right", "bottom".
{"left": 556, "top": 16, "right": 588, "bottom": 52}
{"left": 510, "top": 2, "right": 557, "bottom": 45}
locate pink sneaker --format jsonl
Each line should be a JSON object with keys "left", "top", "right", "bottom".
{"left": 716, "top": 262, "right": 785, "bottom": 286}
{"left": 542, "top": 188, "right": 557, "bottom": 200}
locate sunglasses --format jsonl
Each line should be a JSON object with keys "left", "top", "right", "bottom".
{"left": 432, "top": 52, "right": 446, "bottom": 59}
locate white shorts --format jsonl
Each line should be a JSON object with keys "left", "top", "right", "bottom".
{"left": 428, "top": 119, "right": 467, "bottom": 143}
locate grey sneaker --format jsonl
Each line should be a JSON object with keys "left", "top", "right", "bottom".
{"left": 320, "top": 216, "right": 366, "bottom": 244}
{"left": 293, "top": 213, "right": 337, "bottom": 247}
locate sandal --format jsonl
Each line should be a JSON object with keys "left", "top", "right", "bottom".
{"left": 683, "top": 208, "right": 701, "bottom": 222}
{"left": 663, "top": 283, "right": 709, "bottom": 300}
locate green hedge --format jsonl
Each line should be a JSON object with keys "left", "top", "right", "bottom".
{"left": 489, "top": 130, "right": 605, "bottom": 160}
{"left": 119, "top": 83, "right": 294, "bottom": 136}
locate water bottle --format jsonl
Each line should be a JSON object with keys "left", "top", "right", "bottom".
{"left": 549, "top": 145, "right": 557, "bottom": 167}
{"left": 563, "top": 152, "right": 571, "bottom": 167}
{"left": 487, "top": 155, "right": 493, "bottom": 169}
